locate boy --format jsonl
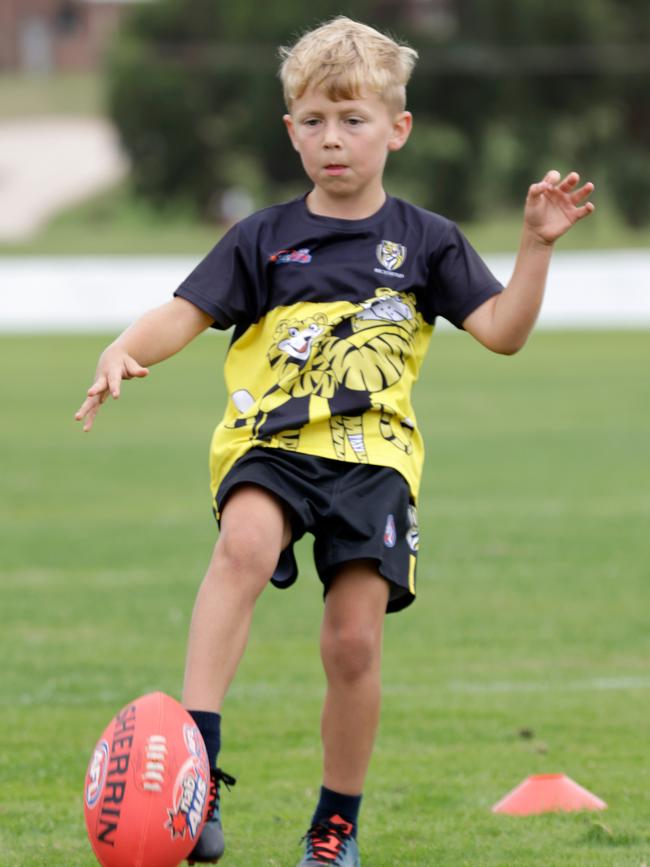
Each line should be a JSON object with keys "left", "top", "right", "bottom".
{"left": 76, "top": 16, "right": 594, "bottom": 867}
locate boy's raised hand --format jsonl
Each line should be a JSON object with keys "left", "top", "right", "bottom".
{"left": 75, "top": 349, "right": 149, "bottom": 432}
{"left": 524, "top": 170, "right": 595, "bottom": 245}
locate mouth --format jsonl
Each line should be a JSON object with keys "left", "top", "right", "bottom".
{"left": 324, "top": 164, "right": 348, "bottom": 176}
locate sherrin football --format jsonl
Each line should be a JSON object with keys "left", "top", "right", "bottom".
{"left": 84, "top": 692, "right": 210, "bottom": 867}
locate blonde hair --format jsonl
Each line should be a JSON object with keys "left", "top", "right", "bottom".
{"left": 279, "top": 16, "right": 418, "bottom": 113}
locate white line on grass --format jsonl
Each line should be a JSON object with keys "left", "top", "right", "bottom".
{"left": 7, "top": 676, "right": 650, "bottom": 708}
{"left": 447, "top": 676, "right": 650, "bottom": 693}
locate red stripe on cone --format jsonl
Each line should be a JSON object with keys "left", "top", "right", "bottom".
{"left": 492, "top": 774, "right": 607, "bottom": 815}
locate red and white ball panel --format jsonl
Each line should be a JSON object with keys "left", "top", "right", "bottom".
{"left": 84, "top": 692, "right": 210, "bottom": 867}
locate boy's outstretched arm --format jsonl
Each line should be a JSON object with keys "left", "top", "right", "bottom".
{"left": 75, "top": 297, "right": 213, "bottom": 431}
{"left": 463, "top": 170, "right": 595, "bottom": 354}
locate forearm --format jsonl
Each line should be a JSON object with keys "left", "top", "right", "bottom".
{"left": 105, "top": 297, "right": 212, "bottom": 366}
{"left": 76, "top": 297, "right": 213, "bottom": 431}
{"left": 464, "top": 228, "right": 554, "bottom": 355}
{"left": 464, "top": 170, "right": 593, "bottom": 355}
{"left": 491, "top": 228, "right": 554, "bottom": 353}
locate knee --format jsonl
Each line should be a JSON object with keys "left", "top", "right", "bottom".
{"left": 210, "top": 522, "right": 281, "bottom": 586}
{"left": 321, "top": 623, "right": 381, "bottom": 683}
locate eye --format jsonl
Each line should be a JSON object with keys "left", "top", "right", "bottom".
{"left": 289, "top": 328, "right": 298, "bottom": 337}
{"left": 303, "top": 118, "right": 321, "bottom": 127}
{"left": 346, "top": 117, "right": 364, "bottom": 126}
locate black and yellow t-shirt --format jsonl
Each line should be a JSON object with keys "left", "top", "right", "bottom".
{"left": 175, "top": 195, "right": 502, "bottom": 502}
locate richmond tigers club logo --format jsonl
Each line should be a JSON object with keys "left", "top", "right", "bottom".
{"left": 376, "top": 240, "right": 407, "bottom": 272}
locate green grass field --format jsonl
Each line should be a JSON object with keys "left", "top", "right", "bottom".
{"left": 1, "top": 330, "right": 649, "bottom": 866}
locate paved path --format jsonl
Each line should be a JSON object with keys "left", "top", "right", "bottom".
{"left": 0, "top": 117, "right": 128, "bottom": 241}
{"left": 0, "top": 250, "right": 648, "bottom": 331}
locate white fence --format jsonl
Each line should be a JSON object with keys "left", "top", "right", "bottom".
{"left": 1, "top": 250, "right": 649, "bottom": 332}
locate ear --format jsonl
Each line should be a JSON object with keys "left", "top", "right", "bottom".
{"left": 387, "top": 111, "right": 413, "bottom": 153}
{"left": 283, "top": 113, "right": 301, "bottom": 152}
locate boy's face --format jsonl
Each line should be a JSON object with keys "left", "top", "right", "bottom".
{"left": 283, "top": 87, "right": 412, "bottom": 211}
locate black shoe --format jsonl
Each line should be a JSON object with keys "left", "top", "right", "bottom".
{"left": 187, "top": 768, "right": 236, "bottom": 864}
{"left": 298, "top": 815, "right": 361, "bottom": 866}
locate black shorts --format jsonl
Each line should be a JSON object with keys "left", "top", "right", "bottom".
{"left": 215, "top": 447, "right": 419, "bottom": 613}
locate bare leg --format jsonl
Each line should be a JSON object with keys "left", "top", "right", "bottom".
{"left": 182, "top": 485, "right": 292, "bottom": 712}
{"left": 319, "top": 560, "right": 390, "bottom": 794}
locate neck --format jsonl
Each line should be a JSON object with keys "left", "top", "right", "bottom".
{"left": 306, "top": 186, "right": 387, "bottom": 220}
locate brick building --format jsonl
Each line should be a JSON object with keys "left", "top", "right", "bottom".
{"left": 0, "top": 0, "right": 148, "bottom": 73}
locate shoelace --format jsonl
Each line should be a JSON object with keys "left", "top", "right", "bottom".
{"left": 302, "top": 816, "right": 354, "bottom": 864}
{"left": 205, "top": 768, "right": 237, "bottom": 821}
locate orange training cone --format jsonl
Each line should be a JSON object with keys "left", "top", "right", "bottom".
{"left": 492, "top": 774, "right": 607, "bottom": 816}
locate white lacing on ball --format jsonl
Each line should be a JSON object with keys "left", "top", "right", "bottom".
{"left": 142, "top": 734, "right": 167, "bottom": 792}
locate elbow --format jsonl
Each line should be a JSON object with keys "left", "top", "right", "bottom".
{"left": 490, "top": 324, "right": 533, "bottom": 355}
{"left": 491, "top": 336, "right": 527, "bottom": 356}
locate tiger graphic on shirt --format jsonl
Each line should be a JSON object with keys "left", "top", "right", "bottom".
{"left": 228, "top": 288, "right": 420, "bottom": 461}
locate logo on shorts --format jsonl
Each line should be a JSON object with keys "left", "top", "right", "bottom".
{"left": 383, "top": 514, "right": 397, "bottom": 548}
{"left": 406, "top": 505, "right": 419, "bottom": 552}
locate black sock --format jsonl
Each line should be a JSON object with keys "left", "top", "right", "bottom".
{"left": 189, "top": 710, "right": 221, "bottom": 770}
{"left": 311, "top": 786, "right": 362, "bottom": 839}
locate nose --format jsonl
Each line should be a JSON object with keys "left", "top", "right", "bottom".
{"left": 322, "top": 121, "right": 342, "bottom": 148}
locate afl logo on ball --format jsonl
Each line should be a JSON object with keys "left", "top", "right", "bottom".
{"left": 85, "top": 740, "right": 109, "bottom": 809}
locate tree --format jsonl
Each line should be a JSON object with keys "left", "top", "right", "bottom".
{"left": 107, "top": 0, "right": 650, "bottom": 225}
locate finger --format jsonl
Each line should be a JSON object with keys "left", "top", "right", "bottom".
{"left": 76, "top": 390, "right": 105, "bottom": 417}
{"left": 558, "top": 171, "right": 580, "bottom": 192}
{"left": 543, "top": 169, "right": 562, "bottom": 185}
{"left": 125, "top": 359, "right": 149, "bottom": 379}
{"left": 75, "top": 395, "right": 95, "bottom": 420}
{"left": 75, "top": 394, "right": 100, "bottom": 423}
{"left": 574, "top": 201, "right": 596, "bottom": 220}
{"left": 87, "top": 375, "right": 108, "bottom": 397}
{"left": 107, "top": 371, "right": 122, "bottom": 399}
{"left": 570, "top": 181, "right": 594, "bottom": 204}
{"left": 529, "top": 169, "right": 563, "bottom": 198}
{"left": 83, "top": 405, "right": 99, "bottom": 432}
{"left": 82, "top": 389, "right": 112, "bottom": 429}
{"left": 527, "top": 179, "right": 550, "bottom": 199}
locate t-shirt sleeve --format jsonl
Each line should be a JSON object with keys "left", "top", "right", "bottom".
{"left": 173, "top": 222, "right": 265, "bottom": 329}
{"left": 425, "top": 221, "right": 503, "bottom": 329}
